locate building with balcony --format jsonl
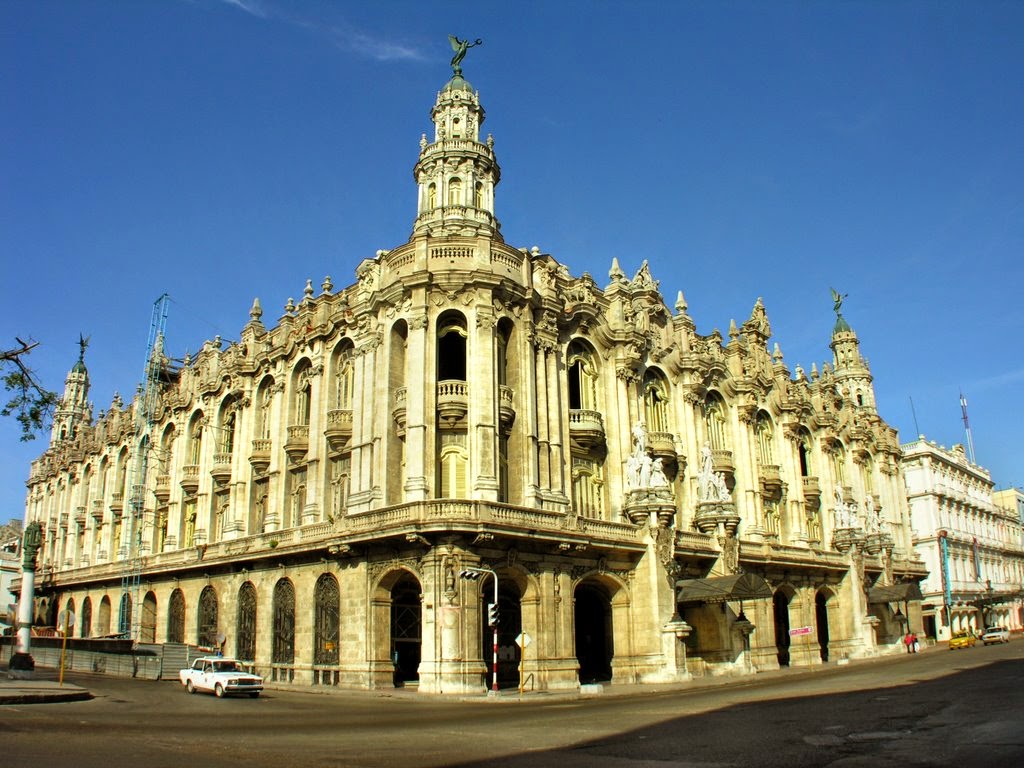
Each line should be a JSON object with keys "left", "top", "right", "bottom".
{"left": 21, "top": 59, "right": 925, "bottom": 693}
{"left": 902, "top": 440, "right": 1024, "bottom": 640}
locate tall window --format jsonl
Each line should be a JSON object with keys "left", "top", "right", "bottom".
{"left": 474, "top": 181, "right": 483, "bottom": 208}
{"left": 447, "top": 177, "right": 462, "bottom": 206}
{"left": 236, "top": 582, "right": 257, "bottom": 662}
{"left": 704, "top": 394, "right": 728, "bottom": 450}
{"left": 314, "top": 573, "right": 340, "bottom": 666}
{"left": 860, "top": 455, "right": 875, "bottom": 494}
{"left": 642, "top": 370, "right": 669, "bottom": 433}
{"left": 219, "top": 399, "right": 237, "bottom": 454}
{"left": 188, "top": 414, "right": 204, "bottom": 465}
{"left": 257, "top": 379, "right": 274, "bottom": 438}
{"left": 567, "top": 341, "right": 598, "bottom": 411}
{"left": 755, "top": 412, "right": 775, "bottom": 465}
{"left": 437, "top": 315, "right": 467, "bottom": 381}
{"left": 438, "top": 432, "right": 468, "bottom": 498}
{"left": 329, "top": 456, "right": 351, "bottom": 517}
{"left": 333, "top": 346, "right": 355, "bottom": 410}
{"left": 167, "top": 589, "right": 185, "bottom": 643}
{"left": 294, "top": 366, "right": 312, "bottom": 426}
{"left": 198, "top": 586, "right": 219, "bottom": 648}
{"left": 273, "top": 578, "right": 296, "bottom": 664}
{"left": 427, "top": 183, "right": 437, "bottom": 209}
{"left": 572, "top": 457, "right": 604, "bottom": 518}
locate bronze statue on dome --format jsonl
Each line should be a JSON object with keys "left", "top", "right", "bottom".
{"left": 449, "top": 35, "right": 482, "bottom": 77}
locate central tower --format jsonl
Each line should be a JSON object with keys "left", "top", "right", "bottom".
{"left": 411, "top": 71, "right": 502, "bottom": 240}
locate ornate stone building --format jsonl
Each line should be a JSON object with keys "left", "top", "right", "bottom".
{"left": 23, "top": 62, "right": 926, "bottom": 693}
{"left": 902, "top": 439, "right": 1024, "bottom": 639}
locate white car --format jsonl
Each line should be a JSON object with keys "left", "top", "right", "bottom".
{"left": 981, "top": 627, "right": 1010, "bottom": 645}
{"left": 179, "top": 657, "right": 263, "bottom": 698}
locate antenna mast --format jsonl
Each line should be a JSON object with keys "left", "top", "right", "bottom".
{"left": 959, "top": 391, "right": 976, "bottom": 465}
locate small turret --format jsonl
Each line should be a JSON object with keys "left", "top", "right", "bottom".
{"left": 828, "top": 290, "right": 875, "bottom": 409}
{"left": 50, "top": 335, "right": 92, "bottom": 443}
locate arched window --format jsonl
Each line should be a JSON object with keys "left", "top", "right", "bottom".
{"left": 159, "top": 424, "right": 176, "bottom": 475}
{"left": 567, "top": 341, "right": 598, "bottom": 411}
{"left": 438, "top": 433, "right": 468, "bottom": 498}
{"left": 474, "top": 181, "right": 483, "bottom": 208}
{"left": 198, "top": 586, "right": 219, "bottom": 648}
{"left": 293, "top": 363, "right": 312, "bottom": 426}
{"left": 118, "top": 592, "right": 132, "bottom": 636}
{"left": 273, "top": 578, "right": 296, "bottom": 664}
{"left": 187, "top": 413, "right": 204, "bottom": 465}
{"left": 167, "top": 588, "right": 185, "bottom": 643}
{"left": 642, "top": 369, "right": 670, "bottom": 434}
{"left": 80, "top": 596, "right": 92, "bottom": 638}
{"left": 447, "top": 177, "right": 462, "bottom": 206}
{"left": 704, "top": 393, "right": 728, "bottom": 450}
{"left": 314, "top": 573, "right": 340, "bottom": 666}
{"left": 332, "top": 344, "right": 355, "bottom": 409}
{"left": 218, "top": 398, "right": 237, "bottom": 454}
{"left": 572, "top": 457, "right": 604, "bottom": 518}
{"left": 831, "top": 443, "right": 847, "bottom": 487}
{"left": 236, "top": 582, "right": 257, "bottom": 662}
{"left": 437, "top": 314, "right": 467, "bottom": 381}
{"left": 755, "top": 412, "right": 775, "bottom": 465}
{"left": 256, "top": 378, "right": 274, "bottom": 439}
{"left": 98, "top": 596, "right": 111, "bottom": 636}
{"left": 427, "top": 182, "right": 437, "bottom": 209}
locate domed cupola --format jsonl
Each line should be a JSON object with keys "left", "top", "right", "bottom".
{"left": 411, "top": 37, "right": 501, "bottom": 240}
{"left": 50, "top": 334, "right": 92, "bottom": 444}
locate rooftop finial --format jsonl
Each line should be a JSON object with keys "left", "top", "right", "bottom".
{"left": 449, "top": 35, "right": 482, "bottom": 77}
{"left": 77, "top": 333, "right": 90, "bottom": 362}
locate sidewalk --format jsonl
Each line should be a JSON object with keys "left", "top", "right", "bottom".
{"left": 0, "top": 662, "right": 92, "bottom": 705}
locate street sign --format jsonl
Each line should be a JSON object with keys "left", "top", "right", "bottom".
{"left": 515, "top": 632, "right": 532, "bottom": 648}
{"left": 58, "top": 609, "right": 75, "bottom": 629}
{"left": 789, "top": 626, "right": 812, "bottom": 636}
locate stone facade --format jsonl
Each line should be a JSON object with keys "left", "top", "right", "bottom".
{"left": 23, "top": 67, "right": 926, "bottom": 693}
{"left": 902, "top": 439, "right": 1024, "bottom": 639}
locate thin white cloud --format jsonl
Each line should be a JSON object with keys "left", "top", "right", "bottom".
{"left": 213, "top": 0, "right": 424, "bottom": 62}
{"left": 218, "top": 0, "right": 269, "bottom": 19}
{"left": 970, "top": 367, "right": 1024, "bottom": 392}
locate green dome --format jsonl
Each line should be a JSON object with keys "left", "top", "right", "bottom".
{"left": 72, "top": 359, "right": 87, "bottom": 375}
{"left": 443, "top": 75, "right": 473, "bottom": 93}
{"left": 833, "top": 314, "right": 852, "bottom": 334}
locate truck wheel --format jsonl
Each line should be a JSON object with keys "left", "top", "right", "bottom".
{"left": 249, "top": 692, "right": 260, "bottom": 698}
{"left": 215, "top": 683, "right": 225, "bottom": 698}
{"left": 186, "top": 680, "right": 195, "bottom": 694}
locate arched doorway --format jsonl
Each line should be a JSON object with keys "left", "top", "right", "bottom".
{"left": 140, "top": 592, "right": 157, "bottom": 644}
{"left": 118, "top": 593, "right": 132, "bottom": 637}
{"left": 167, "top": 588, "right": 186, "bottom": 643}
{"left": 574, "top": 581, "right": 613, "bottom": 684}
{"left": 391, "top": 573, "right": 422, "bottom": 686}
{"left": 198, "top": 586, "right": 219, "bottom": 649}
{"left": 98, "top": 596, "right": 111, "bottom": 636}
{"left": 815, "top": 590, "right": 831, "bottom": 662}
{"left": 80, "top": 596, "right": 92, "bottom": 638}
{"left": 480, "top": 577, "right": 522, "bottom": 690}
{"left": 236, "top": 582, "right": 257, "bottom": 662}
{"left": 773, "top": 591, "right": 791, "bottom": 666}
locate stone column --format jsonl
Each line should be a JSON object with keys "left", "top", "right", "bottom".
{"left": 9, "top": 522, "right": 44, "bottom": 678}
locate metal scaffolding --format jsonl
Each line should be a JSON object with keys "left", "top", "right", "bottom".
{"left": 119, "top": 294, "right": 170, "bottom": 642}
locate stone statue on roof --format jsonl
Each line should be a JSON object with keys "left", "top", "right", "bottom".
{"left": 449, "top": 35, "right": 482, "bottom": 77}
{"left": 831, "top": 287, "right": 848, "bottom": 316}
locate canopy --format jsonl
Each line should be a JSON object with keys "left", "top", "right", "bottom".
{"left": 868, "top": 582, "right": 924, "bottom": 605}
{"left": 676, "top": 573, "right": 773, "bottom": 604}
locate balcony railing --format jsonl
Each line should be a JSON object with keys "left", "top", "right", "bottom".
{"left": 211, "top": 453, "right": 232, "bottom": 484}
{"left": 249, "top": 439, "right": 272, "bottom": 473}
{"left": 568, "top": 409, "right": 605, "bottom": 449}
{"left": 325, "top": 409, "right": 353, "bottom": 452}
{"left": 180, "top": 464, "right": 200, "bottom": 494}
{"left": 284, "top": 424, "right": 310, "bottom": 461}
{"left": 437, "top": 380, "right": 469, "bottom": 428}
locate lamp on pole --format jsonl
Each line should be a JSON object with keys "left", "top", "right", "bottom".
{"left": 460, "top": 566, "right": 499, "bottom": 695}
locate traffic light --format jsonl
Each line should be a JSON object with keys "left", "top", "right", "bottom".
{"left": 487, "top": 602, "right": 500, "bottom": 627}
{"left": 459, "top": 569, "right": 482, "bottom": 581}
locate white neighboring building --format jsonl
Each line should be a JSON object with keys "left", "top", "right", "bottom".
{"left": 902, "top": 439, "right": 1024, "bottom": 640}
{"left": 1, "top": 537, "right": 19, "bottom": 634}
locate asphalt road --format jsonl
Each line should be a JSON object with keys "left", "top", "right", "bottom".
{"left": 2, "top": 641, "right": 1021, "bottom": 767}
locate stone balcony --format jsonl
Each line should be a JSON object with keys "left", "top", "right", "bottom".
{"left": 802, "top": 475, "right": 821, "bottom": 506}
{"left": 758, "top": 464, "right": 783, "bottom": 498}
{"left": 393, "top": 387, "right": 407, "bottom": 437}
{"left": 325, "top": 409, "right": 353, "bottom": 452}
{"left": 154, "top": 474, "right": 171, "bottom": 502}
{"left": 437, "top": 380, "right": 469, "bottom": 428}
{"left": 498, "top": 385, "right": 516, "bottom": 430}
{"left": 249, "top": 439, "right": 272, "bottom": 474}
{"left": 110, "top": 492, "right": 124, "bottom": 514}
{"left": 648, "top": 431, "right": 677, "bottom": 460}
{"left": 90, "top": 498, "right": 104, "bottom": 522}
{"left": 284, "top": 424, "right": 310, "bottom": 462}
{"left": 569, "top": 409, "right": 605, "bottom": 449}
{"left": 211, "top": 453, "right": 232, "bottom": 485}
{"left": 180, "top": 464, "right": 200, "bottom": 494}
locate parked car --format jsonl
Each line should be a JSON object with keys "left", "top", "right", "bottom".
{"left": 948, "top": 631, "right": 977, "bottom": 650}
{"left": 981, "top": 626, "right": 1010, "bottom": 645}
{"left": 179, "top": 657, "right": 263, "bottom": 698}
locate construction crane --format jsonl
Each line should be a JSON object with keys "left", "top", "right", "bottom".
{"left": 119, "top": 294, "right": 170, "bottom": 642}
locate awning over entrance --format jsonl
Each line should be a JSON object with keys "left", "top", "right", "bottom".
{"left": 676, "top": 573, "right": 773, "bottom": 604}
{"left": 868, "top": 582, "right": 924, "bottom": 605}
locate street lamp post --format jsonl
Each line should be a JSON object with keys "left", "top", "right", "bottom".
{"left": 460, "top": 566, "right": 499, "bottom": 695}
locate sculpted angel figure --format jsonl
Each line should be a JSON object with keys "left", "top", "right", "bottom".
{"left": 449, "top": 35, "right": 483, "bottom": 76}
{"left": 831, "top": 286, "right": 848, "bottom": 316}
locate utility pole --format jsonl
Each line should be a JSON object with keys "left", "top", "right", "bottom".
{"left": 459, "top": 566, "right": 499, "bottom": 695}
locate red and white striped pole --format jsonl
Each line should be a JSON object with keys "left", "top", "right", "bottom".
{"left": 491, "top": 574, "right": 499, "bottom": 694}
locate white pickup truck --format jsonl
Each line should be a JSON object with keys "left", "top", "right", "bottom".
{"left": 179, "top": 657, "right": 263, "bottom": 698}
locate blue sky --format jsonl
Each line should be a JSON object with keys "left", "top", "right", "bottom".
{"left": 3, "top": 0, "right": 1023, "bottom": 524}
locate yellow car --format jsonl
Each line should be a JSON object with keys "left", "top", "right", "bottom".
{"left": 948, "top": 632, "right": 977, "bottom": 650}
